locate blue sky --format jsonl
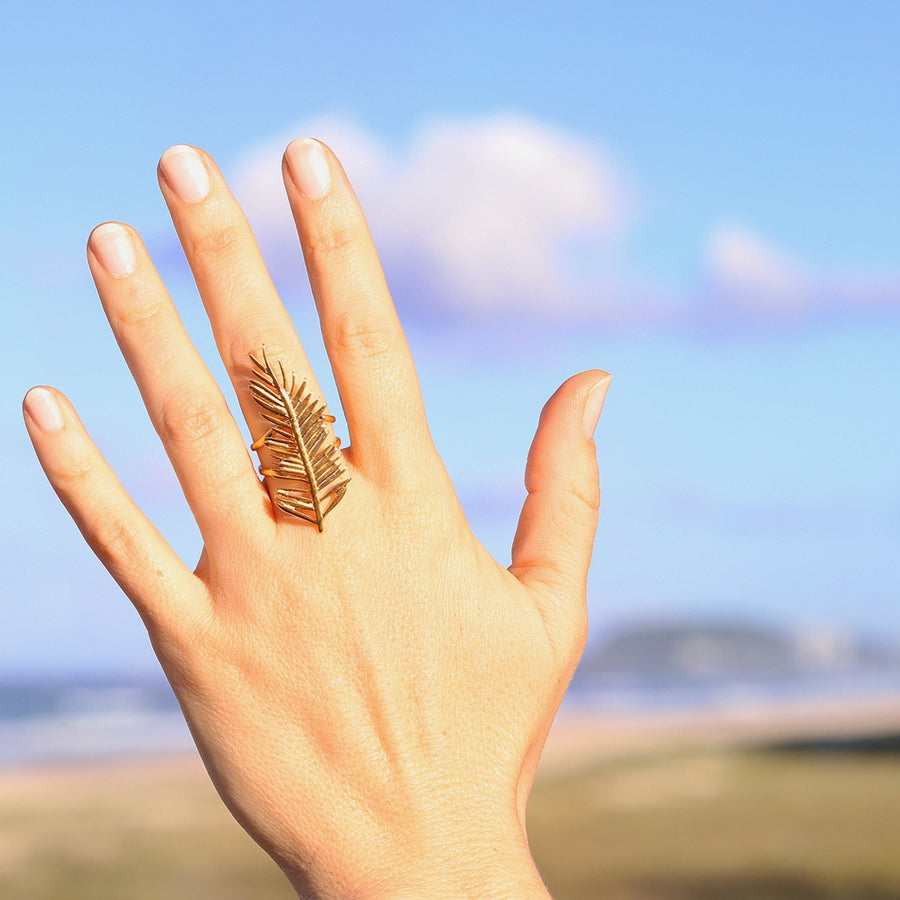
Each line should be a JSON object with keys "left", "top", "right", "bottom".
{"left": 2, "top": 1, "right": 899, "bottom": 674}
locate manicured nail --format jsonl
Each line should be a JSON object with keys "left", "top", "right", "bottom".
{"left": 159, "top": 144, "right": 210, "bottom": 202}
{"left": 24, "top": 387, "right": 64, "bottom": 433}
{"left": 284, "top": 138, "right": 332, "bottom": 199}
{"left": 583, "top": 374, "right": 612, "bottom": 439}
{"left": 90, "top": 223, "right": 137, "bottom": 278}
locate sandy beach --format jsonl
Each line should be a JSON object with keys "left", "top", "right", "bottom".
{"left": 1, "top": 694, "right": 899, "bottom": 899}
{"left": 539, "top": 691, "right": 900, "bottom": 774}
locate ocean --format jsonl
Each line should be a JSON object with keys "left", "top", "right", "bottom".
{"left": 0, "top": 676, "right": 193, "bottom": 767}
{"left": 2, "top": 668, "right": 900, "bottom": 767}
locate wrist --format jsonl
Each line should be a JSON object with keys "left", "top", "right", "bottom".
{"left": 360, "top": 854, "right": 551, "bottom": 900}
{"left": 284, "top": 821, "right": 551, "bottom": 900}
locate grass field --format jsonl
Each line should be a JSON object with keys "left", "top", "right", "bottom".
{"left": 1, "top": 741, "right": 899, "bottom": 899}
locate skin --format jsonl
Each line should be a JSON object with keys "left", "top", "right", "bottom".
{"left": 22, "top": 140, "right": 610, "bottom": 900}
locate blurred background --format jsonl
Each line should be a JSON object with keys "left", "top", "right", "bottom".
{"left": 2, "top": 2, "right": 899, "bottom": 898}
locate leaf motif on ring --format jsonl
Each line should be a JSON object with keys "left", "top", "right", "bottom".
{"left": 248, "top": 349, "right": 349, "bottom": 531}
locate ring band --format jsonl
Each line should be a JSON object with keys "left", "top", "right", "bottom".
{"left": 248, "top": 349, "right": 349, "bottom": 531}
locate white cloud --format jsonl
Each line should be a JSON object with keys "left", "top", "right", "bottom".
{"left": 228, "top": 113, "right": 629, "bottom": 318}
{"left": 227, "top": 116, "right": 390, "bottom": 292}
{"left": 705, "top": 224, "right": 812, "bottom": 319}
{"left": 703, "top": 223, "right": 900, "bottom": 325}
{"left": 225, "top": 115, "right": 900, "bottom": 330}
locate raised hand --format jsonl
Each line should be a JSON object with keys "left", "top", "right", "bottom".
{"left": 23, "top": 139, "right": 610, "bottom": 900}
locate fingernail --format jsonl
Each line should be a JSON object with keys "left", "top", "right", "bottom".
{"left": 24, "top": 387, "right": 64, "bottom": 433}
{"left": 284, "top": 138, "right": 332, "bottom": 199}
{"left": 90, "top": 223, "right": 137, "bottom": 278}
{"left": 583, "top": 374, "right": 612, "bottom": 439}
{"left": 159, "top": 144, "right": 210, "bottom": 202}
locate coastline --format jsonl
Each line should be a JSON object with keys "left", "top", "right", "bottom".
{"left": 540, "top": 690, "right": 900, "bottom": 774}
{"left": 2, "top": 693, "right": 899, "bottom": 899}
{"left": 1, "top": 690, "right": 897, "bottom": 787}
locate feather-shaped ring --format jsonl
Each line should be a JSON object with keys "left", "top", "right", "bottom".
{"left": 248, "top": 349, "right": 349, "bottom": 531}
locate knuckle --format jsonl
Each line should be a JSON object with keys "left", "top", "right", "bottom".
{"left": 568, "top": 481, "right": 602, "bottom": 514}
{"left": 55, "top": 452, "right": 96, "bottom": 489}
{"left": 160, "top": 390, "right": 225, "bottom": 450}
{"left": 544, "top": 478, "right": 600, "bottom": 518}
{"left": 93, "top": 515, "right": 143, "bottom": 561}
{"left": 109, "top": 284, "right": 165, "bottom": 333}
{"left": 188, "top": 223, "right": 244, "bottom": 261}
{"left": 524, "top": 462, "right": 602, "bottom": 516}
{"left": 329, "top": 310, "right": 394, "bottom": 362}
{"left": 304, "top": 227, "right": 357, "bottom": 264}
{"left": 549, "top": 496, "right": 594, "bottom": 544}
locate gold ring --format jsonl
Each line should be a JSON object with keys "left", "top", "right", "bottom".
{"left": 248, "top": 349, "right": 349, "bottom": 531}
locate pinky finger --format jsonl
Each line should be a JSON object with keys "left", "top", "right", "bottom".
{"left": 23, "top": 386, "right": 204, "bottom": 630}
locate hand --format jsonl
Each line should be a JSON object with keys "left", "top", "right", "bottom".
{"left": 23, "top": 139, "right": 610, "bottom": 899}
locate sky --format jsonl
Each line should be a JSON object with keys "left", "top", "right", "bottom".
{"left": 2, "top": 1, "right": 899, "bottom": 675}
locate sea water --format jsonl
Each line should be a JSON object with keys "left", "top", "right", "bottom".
{"left": 2, "top": 666, "right": 899, "bottom": 767}
{"left": 0, "top": 676, "right": 192, "bottom": 766}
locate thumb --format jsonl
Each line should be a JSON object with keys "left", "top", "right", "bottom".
{"left": 510, "top": 371, "right": 611, "bottom": 648}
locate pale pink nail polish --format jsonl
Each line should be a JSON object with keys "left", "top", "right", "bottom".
{"left": 90, "top": 223, "right": 137, "bottom": 278}
{"left": 583, "top": 375, "right": 612, "bottom": 439}
{"left": 24, "top": 387, "right": 64, "bottom": 433}
{"left": 159, "top": 145, "right": 210, "bottom": 202}
{"left": 284, "top": 138, "right": 332, "bottom": 199}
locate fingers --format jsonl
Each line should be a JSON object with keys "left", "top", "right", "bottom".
{"left": 510, "top": 372, "right": 611, "bottom": 653}
{"left": 157, "top": 140, "right": 435, "bottom": 487}
{"left": 156, "top": 145, "right": 324, "bottom": 439}
{"left": 282, "top": 139, "right": 434, "bottom": 479}
{"left": 22, "top": 387, "right": 203, "bottom": 628}
{"left": 86, "top": 222, "right": 270, "bottom": 544}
